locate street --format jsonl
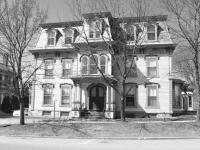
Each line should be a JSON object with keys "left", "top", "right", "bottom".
{"left": 0, "top": 136, "right": 200, "bottom": 150}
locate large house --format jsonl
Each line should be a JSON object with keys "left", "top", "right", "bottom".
{"left": 29, "top": 12, "right": 194, "bottom": 119}
{"left": 0, "top": 52, "right": 12, "bottom": 111}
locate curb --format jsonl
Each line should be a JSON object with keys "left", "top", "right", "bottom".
{"left": 1, "top": 135, "right": 200, "bottom": 140}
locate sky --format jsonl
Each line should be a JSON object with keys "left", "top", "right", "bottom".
{"left": 36, "top": 0, "right": 169, "bottom": 23}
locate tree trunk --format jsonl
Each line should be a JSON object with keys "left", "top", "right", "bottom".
{"left": 120, "top": 97, "right": 125, "bottom": 121}
{"left": 20, "top": 99, "right": 25, "bottom": 125}
{"left": 197, "top": 107, "right": 200, "bottom": 121}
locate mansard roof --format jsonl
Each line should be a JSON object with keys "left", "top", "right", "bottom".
{"left": 40, "top": 12, "right": 168, "bottom": 29}
{"left": 40, "top": 21, "right": 83, "bottom": 29}
{"left": 82, "top": 12, "right": 112, "bottom": 19}
{"left": 116, "top": 15, "right": 168, "bottom": 23}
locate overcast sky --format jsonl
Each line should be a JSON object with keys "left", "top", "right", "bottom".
{"left": 37, "top": 0, "right": 169, "bottom": 23}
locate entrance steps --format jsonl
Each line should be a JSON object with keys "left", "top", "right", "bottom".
{"left": 82, "top": 111, "right": 105, "bottom": 119}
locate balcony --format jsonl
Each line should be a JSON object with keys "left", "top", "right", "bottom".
{"left": 61, "top": 70, "right": 117, "bottom": 83}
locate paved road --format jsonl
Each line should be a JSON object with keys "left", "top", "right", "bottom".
{"left": 0, "top": 136, "right": 200, "bottom": 150}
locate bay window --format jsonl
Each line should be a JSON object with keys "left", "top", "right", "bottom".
{"left": 125, "top": 84, "right": 137, "bottom": 107}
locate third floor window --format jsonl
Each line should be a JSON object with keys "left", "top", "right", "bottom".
{"left": 47, "top": 30, "right": 56, "bottom": 46}
{"left": 147, "top": 24, "right": 157, "bottom": 41}
{"left": 89, "top": 21, "right": 102, "bottom": 38}
{"left": 64, "top": 29, "right": 73, "bottom": 44}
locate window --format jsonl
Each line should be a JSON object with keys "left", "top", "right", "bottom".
{"left": 89, "top": 55, "right": 98, "bottom": 74}
{"left": 64, "top": 29, "right": 73, "bottom": 44}
{"left": 126, "top": 56, "right": 137, "bottom": 77}
{"left": 173, "top": 84, "right": 181, "bottom": 108}
{"left": 47, "top": 30, "right": 56, "bottom": 46}
{"left": 147, "top": 84, "right": 158, "bottom": 108}
{"left": 44, "top": 59, "right": 54, "bottom": 77}
{"left": 60, "top": 112, "right": 69, "bottom": 117}
{"left": 43, "top": 84, "right": 53, "bottom": 105}
{"left": 147, "top": 24, "right": 156, "bottom": 41}
{"left": 0, "top": 74, "right": 2, "bottom": 81}
{"left": 100, "top": 55, "right": 106, "bottom": 74}
{"left": 62, "top": 59, "right": 72, "bottom": 77}
{"left": 125, "top": 84, "right": 137, "bottom": 107}
{"left": 188, "top": 95, "right": 193, "bottom": 108}
{"left": 81, "top": 56, "right": 88, "bottom": 75}
{"left": 42, "top": 111, "right": 51, "bottom": 116}
{"left": 89, "top": 21, "right": 101, "bottom": 38}
{"left": 146, "top": 57, "right": 158, "bottom": 77}
{"left": 125, "top": 25, "right": 135, "bottom": 41}
{"left": 60, "top": 84, "right": 71, "bottom": 106}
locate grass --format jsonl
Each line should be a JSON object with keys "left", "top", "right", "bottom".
{"left": 0, "top": 120, "right": 200, "bottom": 138}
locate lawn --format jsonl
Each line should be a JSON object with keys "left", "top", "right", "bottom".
{"left": 0, "top": 120, "right": 200, "bottom": 138}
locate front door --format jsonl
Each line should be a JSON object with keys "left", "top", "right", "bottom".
{"left": 89, "top": 85, "right": 105, "bottom": 111}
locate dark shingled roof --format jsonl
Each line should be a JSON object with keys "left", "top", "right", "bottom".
{"left": 82, "top": 12, "right": 112, "bottom": 19}
{"left": 40, "top": 21, "right": 83, "bottom": 29}
{"left": 116, "top": 15, "right": 168, "bottom": 23}
{"left": 40, "top": 12, "right": 168, "bottom": 29}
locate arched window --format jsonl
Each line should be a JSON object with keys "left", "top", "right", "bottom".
{"left": 100, "top": 55, "right": 107, "bottom": 74}
{"left": 81, "top": 56, "right": 88, "bottom": 75}
{"left": 89, "top": 55, "right": 98, "bottom": 74}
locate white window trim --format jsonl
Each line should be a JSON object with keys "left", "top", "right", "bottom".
{"left": 146, "top": 24, "right": 158, "bottom": 41}
{"left": 146, "top": 84, "right": 159, "bottom": 109}
{"left": 43, "top": 84, "right": 54, "bottom": 106}
{"left": 146, "top": 56, "right": 159, "bottom": 78}
{"left": 89, "top": 20, "right": 102, "bottom": 39}
{"left": 64, "top": 28, "right": 74, "bottom": 44}
{"left": 47, "top": 30, "right": 56, "bottom": 46}
{"left": 60, "top": 84, "right": 72, "bottom": 107}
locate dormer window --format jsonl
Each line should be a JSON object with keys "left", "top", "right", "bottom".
{"left": 47, "top": 30, "right": 56, "bottom": 46}
{"left": 64, "top": 28, "right": 73, "bottom": 44}
{"left": 125, "top": 25, "right": 135, "bottom": 41}
{"left": 89, "top": 20, "right": 102, "bottom": 38}
{"left": 147, "top": 24, "right": 157, "bottom": 41}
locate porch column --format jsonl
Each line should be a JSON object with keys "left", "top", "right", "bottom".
{"left": 106, "top": 86, "right": 111, "bottom": 111}
{"left": 110, "top": 87, "right": 115, "bottom": 111}
{"left": 71, "top": 81, "right": 81, "bottom": 118}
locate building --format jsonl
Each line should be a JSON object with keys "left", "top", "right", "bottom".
{"left": 0, "top": 52, "right": 13, "bottom": 111}
{"left": 29, "top": 12, "right": 194, "bottom": 119}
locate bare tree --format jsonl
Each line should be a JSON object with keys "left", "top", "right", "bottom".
{"left": 162, "top": 0, "right": 200, "bottom": 121}
{"left": 0, "top": 0, "right": 46, "bottom": 125}
{"left": 66, "top": 0, "right": 151, "bottom": 121}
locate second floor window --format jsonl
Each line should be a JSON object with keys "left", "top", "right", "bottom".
{"left": 43, "top": 84, "right": 53, "bottom": 105}
{"left": 81, "top": 56, "right": 88, "bottom": 75}
{"left": 147, "top": 24, "right": 156, "bottom": 41}
{"left": 100, "top": 55, "right": 106, "bottom": 74}
{"left": 89, "top": 21, "right": 101, "bottom": 38}
{"left": 62, "top": 59, "right": 72, "bottom": 77}
{"left": 64, "top": 29, "right": 73, "bottom": 44}
{"left": 61, "top": 84, "right": 71, "bottom": 106}
{"left": 47, "top": 30, "right": 56, "bottom": 46}
{"left": 146, "top": 57, "right": 158, "bottom": 77}
{"left": 147, "top": 84, "right": 158, "bottom": 108}
{"left": 89, "top": 55, "right": 98, "bottom": 74}
{"left": 44, "top": 59, "right": 54, "bottom": 77}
